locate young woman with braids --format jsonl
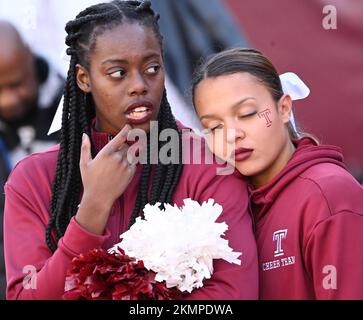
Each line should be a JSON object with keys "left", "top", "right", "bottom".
{"left": 3, "top": 1, "right": 258, "bottom": 300}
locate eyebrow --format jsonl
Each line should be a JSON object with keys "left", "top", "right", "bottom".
{"left": 199, "top": 97, "right": 256, "bottom": 121}
{"left": 101, "top": 53, "right": 161, "bottom": 66}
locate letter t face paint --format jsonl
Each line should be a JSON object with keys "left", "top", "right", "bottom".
{"left": 258, "top": 109, "right": 272, "bottom": 127}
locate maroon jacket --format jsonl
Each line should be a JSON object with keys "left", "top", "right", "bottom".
{"left": 4, "top": 124, "right": 258, "bottom": 300}
{"left": 250, "top": 137, "right": 363, "bottom": 299}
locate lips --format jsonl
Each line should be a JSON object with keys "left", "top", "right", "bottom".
{"left": 231, "top": 147, "right": 254, "bottom": 162}
{"left": 124, "top": 101, "right": 154, "bottom": 125}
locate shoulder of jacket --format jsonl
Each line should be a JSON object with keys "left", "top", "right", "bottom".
{"left": 7, "top": 144, "right": 59, "bottom": 184}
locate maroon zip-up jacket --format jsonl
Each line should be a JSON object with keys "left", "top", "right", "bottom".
{"left": 4, "top": 123, "right": 258, "bottom": 300}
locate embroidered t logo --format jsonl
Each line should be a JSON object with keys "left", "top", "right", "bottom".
{"left": 273, "top": 229, "right": 288, "bottom": 257}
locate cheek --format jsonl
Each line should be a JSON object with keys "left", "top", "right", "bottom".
{"left": 91, "top": 75, "right": 119, "bottom": 98}
{"left": 252, "top": 113, "right": 287, "bottom": 161}
{"left": 254, "top": 107, "right": 282, "bottom": 136}
{"left": 157, "top": 73, "right": 165, "bottom": 89}
{"left": 257, "top": 108, "right": 275, "bottom": 128}
{"left": 152, "top": 76, "right": 165, "bottom": 102}
{"left": 19, "top": 84, "right": 34, "bottom": 100}
{"left": 205, "top": 130, "right": 231, "bottom": 160}
{"left": 21, "top": 69, "right": 37, "bottom": 96}
{"left": 92, "top": 86, "right": 117, "bottom": 111}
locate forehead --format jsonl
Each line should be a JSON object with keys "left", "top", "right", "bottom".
{"left": 90, "top": 22, "right": 161, "bottom": 63}
{"left": 196, "top": 73, "right": 269, "bottom": 104}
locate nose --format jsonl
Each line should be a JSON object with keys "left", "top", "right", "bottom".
{"left": 127, "top": 72, "right": 148, "bottom": 97}
{"left": 226, "top": 122, "right": 246, "bottom": 144}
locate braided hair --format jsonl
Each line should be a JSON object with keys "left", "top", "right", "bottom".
{"left": 46, "top": 0, "right": 183, "bottom": 252}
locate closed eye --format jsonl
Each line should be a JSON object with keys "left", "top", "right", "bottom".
{"left": 204, "top": 124, "right": 223, "bottom": 135}
{"left": 238, "top": 111, "right": 257, "bottom": 119}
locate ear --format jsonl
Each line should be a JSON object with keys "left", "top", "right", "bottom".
{"left": 24, "top": 44, "right": 33, "bottom": 58}
{"left": 277, "top": 94, "right": 293, "bottom": 124}
{"left": 76, "top": 64, "right": 91, "bottom": 93}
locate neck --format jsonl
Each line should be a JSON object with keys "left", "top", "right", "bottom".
{"left": 251, "top": 139, "right": 296, "bottom": 189}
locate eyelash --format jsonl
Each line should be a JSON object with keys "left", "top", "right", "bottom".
{"left": 206, "top": 124, "right": 223, "bottom": 134}
{"left": 207, "top": 112, "right": 257, "bottom": 133}
{"left": 237, "top": 111, "right": 257, "bottom": 119}
{"left": 146, "top": 65, "right": 161, "bottom": 74}
{"left": 109, "top": 65, "right": 161, "bottom": 79}
{"left": 109, "top": 69, "right": 126, "bottom": 79}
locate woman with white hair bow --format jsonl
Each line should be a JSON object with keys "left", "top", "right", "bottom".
{"left": 192, "top": 48, "right": 363, "bottom": 300}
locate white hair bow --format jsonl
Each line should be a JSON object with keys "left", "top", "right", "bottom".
{"left": 280, "top": 72, "right": 310, "bottom": 130}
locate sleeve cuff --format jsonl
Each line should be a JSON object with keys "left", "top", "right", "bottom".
{"left": 58, "top": 217, "right": 111, "bottom": 257}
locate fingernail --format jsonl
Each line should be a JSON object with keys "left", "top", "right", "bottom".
{"left": 122, "top": 125, "right": 131, "bottom": 136}
{"left": 82, "top": 133, "right": 87, "bottom": 142}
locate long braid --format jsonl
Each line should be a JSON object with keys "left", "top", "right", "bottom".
{"left": 147, "top": 105, "right": 167, "bottom": 205}
{"left": 56, "top": 55, "right": 81, "bottom": 234}
{"left": 158, "top": 92, "right": 183, "bottom": 205}
{"left": 149, "top": 165, "right": 166, "bottom": 204}
{"left": 46, "top": 0, "right": 183, "bottom": 251}
{"left": 46, "top": 52, "right": 76, "bottom": 249}
{"left": 46, "top": 9, "right": 112, "bottom": 251}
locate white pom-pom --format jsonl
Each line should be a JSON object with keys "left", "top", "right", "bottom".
{"left": 109, "top": 198, "right": 242, "bottom": 293}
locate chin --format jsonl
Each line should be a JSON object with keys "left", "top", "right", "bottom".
{"left": 235, "top": 162, "right": 260, "bottom": 178}
{"left": 131, "top": 122, "right": 152, "bottom": 134}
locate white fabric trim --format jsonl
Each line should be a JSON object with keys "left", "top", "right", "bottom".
{"left": 38, "top": 63, "right": 64, "bottom": 109}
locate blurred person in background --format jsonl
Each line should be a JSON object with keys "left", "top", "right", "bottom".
{"left": 0, "top": 0, "right": 249, "bottom": 132}
{"left": 0, "top": 20, "right": 64, "bottom": 300}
